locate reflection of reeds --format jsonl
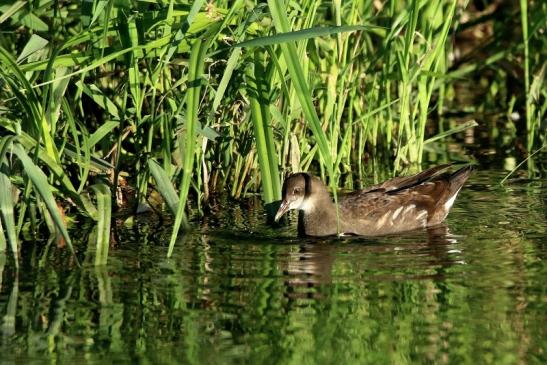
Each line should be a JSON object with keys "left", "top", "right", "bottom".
{"left": 0, "top": 181, "right": 545, "bottom": 363}
{"left": 0, "top": 0, "right": 543, "bottom": 258}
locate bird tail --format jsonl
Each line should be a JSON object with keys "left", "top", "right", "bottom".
{"left": 442, "top": 165, "right": 473, "bottom": 214}
{"left": 449, "top": 165, "right": 474, "bottom": 194}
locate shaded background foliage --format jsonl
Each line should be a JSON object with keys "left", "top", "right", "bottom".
{"left": 0, "top": 0, "right": 545, "bottom": 258}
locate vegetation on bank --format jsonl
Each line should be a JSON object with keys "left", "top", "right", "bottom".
{"left": 0, "top": 0, "right": 545, "bottom": 263}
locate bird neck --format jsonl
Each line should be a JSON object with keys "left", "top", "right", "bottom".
{"left": 299, "top": 185, "right": 340, "bottom": 236}
{"left": 300, "top": 179, "right": 335, "bottom": 213}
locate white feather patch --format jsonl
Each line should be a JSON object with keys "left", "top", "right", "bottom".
{"left": 444, "top": 188, "right": 462, "bottom": 211}
{"left": 392, "top": 206, "right": 404, "bottom": 220}
{"left": 299, "top": 196, "right": 315, "bottom": 212}
{"left": 416, "top": 210, "right": 428, "bottom": 220}
{"left": 403, "top": 204, "right": 416, "bottom": 215}
{"left": 376, "top": 212, "right": 391, "bottom": 228}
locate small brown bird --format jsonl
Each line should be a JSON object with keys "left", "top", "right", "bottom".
{"left": 275, "top": 164, "right": 473, "bottom": 237}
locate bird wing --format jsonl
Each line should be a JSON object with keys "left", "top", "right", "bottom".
{"left": 360, "top": 163, "right": 455, "bottom": 193}
{"left": 339, "top": 178, "right": 451, "bottom": 234}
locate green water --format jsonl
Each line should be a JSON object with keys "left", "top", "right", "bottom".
{"left": 1, "top": 170, "right": 545, "bottom": 364}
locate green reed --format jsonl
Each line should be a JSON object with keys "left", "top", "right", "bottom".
{"left": 520, "top": 0, "right": 532, "bottom": 151}
{"left": 246, "top": 53, "right": 281, "bottom": 209}
{"left": 0, "top": 0, "right": 543, "bottom": 261}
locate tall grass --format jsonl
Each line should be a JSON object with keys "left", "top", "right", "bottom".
{"left": 0, "top": 0, "right": 544, "bottom": 260}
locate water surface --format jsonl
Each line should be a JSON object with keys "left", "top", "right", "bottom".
{"left": 1, "top": 170, "right": 545, "bottom": 364}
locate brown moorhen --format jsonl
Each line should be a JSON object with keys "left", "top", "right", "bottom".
{"left": 274, "top": 164, "right": 473, "bottom": 236}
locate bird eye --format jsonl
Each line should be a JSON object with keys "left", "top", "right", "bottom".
{"left": 293, "top": 187, "right": 301, "bottom": 194}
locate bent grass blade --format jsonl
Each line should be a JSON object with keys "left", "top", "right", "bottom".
{"left": 12, "top": 144, "right": 78, "bottom": 265}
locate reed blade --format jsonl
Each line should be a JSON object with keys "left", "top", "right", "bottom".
{"left": 168, "top": 38, "right": 208, "bottom": 257}
{"left": 12, "top": 144, "right": 77, "bottom": 264}
{"left": 91, "top": 183, "right": 111, "bottom": 266}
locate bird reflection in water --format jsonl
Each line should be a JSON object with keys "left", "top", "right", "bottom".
{"left": 282, "top": 224, "right": 463, "bottom": 302}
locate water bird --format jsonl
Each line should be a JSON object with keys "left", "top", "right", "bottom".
{"left": 275, "top": 164, "right": 473, "bottom": 237}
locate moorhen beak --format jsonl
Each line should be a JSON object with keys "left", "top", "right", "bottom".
{"left": 274, "top": 200, "right": 290, "bottom": 222}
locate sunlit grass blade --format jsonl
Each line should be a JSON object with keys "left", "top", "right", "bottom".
{"left": 0, "top": 1, "right": 26, "bottom": 24}
{"left": 88, "top": 121, "right": 119, "bottom": 147}
{"left": 525, "top": 63, "right": 545, "bottom": 155}
{"left": 12, "top": 144, "right": 77, "bottom": 263}
{"left": 234, "top": 24, "right": 383, "bottom": 48}
{"left": 424, "top": 120, "right": 478, "bottom": 145}
{"left": 90, "top": 183, "right": 111, "bottom": 266}
{"left": 0, "top": 171, "right": 18, "bottom": 266}
{"left": 75, "top": 81, "right": 120, "bottom": 119}
{"left": 212, "top": 47, "right": 241, "bottom": 115}
{"left": 519, "top": 0, "right": 532, "bottom": 151}
{"left": 125, "top": 15, "right": 143, "bottom": 120}
{"left": 46, "top": 67, "right": 71, "bottom": 132}
{"left": 168, "top": 39, "right": 208, "bottom": 257}
{"left": 17, "top": 34, "right": 49, "bottom": 63}
{"left": 148, "top": 159, "right": 182, "bottom": 216}
{"left": 246, "top": 60, "right": 280, "bottom": 208}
